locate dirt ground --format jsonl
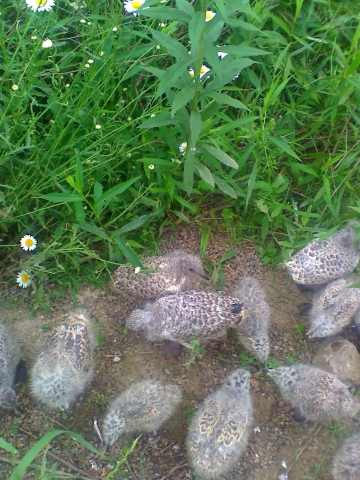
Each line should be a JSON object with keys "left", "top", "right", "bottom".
{"left": 0, "top": 225, "right": 357, "bottom": 480}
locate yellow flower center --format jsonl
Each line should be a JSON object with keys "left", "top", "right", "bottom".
{"left": 20, "top": 273, "right": 30, "bottom": 283}
{"left": 205, "top": 10, "right": 216, "bottom": 22}
{"left": 35, "top": 0, "right": 48, "bottom": 6}
{"left": 131, "top": 0, "right": 143, "bottom": 8}
{"left": 25, "top": 238, "right": 34, "bottom": 247}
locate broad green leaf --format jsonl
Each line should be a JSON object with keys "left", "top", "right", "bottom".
{"left": 40, "top": 192, "right": 82, "bottom": 203}
{"left": 189, "top": 12, "right": 205, "bottom": 58}
{"left": 171, "top": 86, "right": 195, "bottom": 117}
{"left": 184, "top": 150, "right": 195, "bottom": 194}
{"left": 269, "top": 136, "right": 300, "bottom": 161}
{"left": 112, "top": 236, "right": 142, "bottom": 267}
{"left": 75, "top": 156, "right": 84, "bottom": 192}
{"left": 209, "top": 92, "right": 249, "bottom": 110}
{"left": 245, "top": 161, "right": 257, "bottom": 210}
{"left": 206, "top": 57, "right": 255, "bottom": 91}
{"left": 156, "top": 61, "right": 190, "bottom": 98}
{"left": 214, "top": 176, "right": 237, "bottom": 198}
{"left": 176, "top": 0, "right": 194, "bottom": 16}
{"left": 140, "top": 112, "right": 175, "bottom": 129}
{"left": 140, "top": 6, "right": 189, "bottom": 22}
{"left": 151, "top": 29, "right": 188, "bottom": 60}
{"left": 203, "top": 144, "right": 238, "bottom": 169}
{"left": 190, "top": 111, "right": 202, "bottom": 147}
{"left": 220, "top": 44, "right": 269, "bottom": 57}
{"left": 101, "top": 177, "right": 141, "bottom": 208}
{"left": 114, "top": 215, "right": 150, "bottom": 235}
{"left": 73, "top": 200, "right": 86, "bottom": 224}
{"left": 78, "top": 222, "right": 110, "bottom": 241}
{"left": 0, "top": 438, "right": 18, "bottom": 456}
{"left": 196, "top": 162, "right": 215, "bottom": 187}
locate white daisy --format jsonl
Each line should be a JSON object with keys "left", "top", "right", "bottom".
{"left": 188, "top": 64, "right": 210, "bottom": 79}
{"left": 148, "top": 164, "right": 155, "bottom": 170}
{"left": 218, "top": 51, "right": 228, "bottom": 60}
{"left": 179, "top": 142, "right": 187, "bottom": 155}
{"left": 16, "top": 271, "right": 32, "bottom": 288}
{"left": 25, "top": 0, "right": 55, "bottom": 12}
{"left": 41, "top": 38, "right": 53, "bottom": 48}
{"left": 205, "top": 10, "right": 216, "bottom": 22}
{"left": 124, "top": 0, "right": 145, "bottom": 14}
{"left": 11, "top": 84, "right": 19, "bottom": 91}
{"left": 95, "top": 124, "right": 101, "bottom": 129}
{"left": 20, "top": 235, "right": 37, "bottom": 251}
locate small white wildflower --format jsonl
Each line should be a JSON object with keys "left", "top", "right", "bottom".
{"left": 25, "top": 0, "right": 55, "bottom": 12}
{"left": 205, "top": 10, "right": 216, "bottom": 22}
{"left": 156, "top": 45, "right": 161, "bottom": 50}
{"left": 41, "top": 38, "right": 53, "bottom": 49}
{"left": 160, "top": 22, "right": 166, "bottom": 28}
{"left": 188, "top": 64, "right": 210, "bottom": 79}
{"left": 218, "top": 51, "right": 228, "bottom": 60}
{"left": 150, "top": 113, "right": 155, "bottom": 118}
{"left": 85, "top": 63, "right": 90, "bottom": 68}
{"left": 16, "top": 271, "right": 32, "bottom": 288}
{"left": 148, "top": 164, "right": 155, "bottom": 170}
{"left": 31, "top": 34, "right": 38, "bottom": 40}
{"left": 112, "top": 26, "right": 118, "bottom": 32}
{"left": 87, "top": 21, "right": 92, "bottom": 25}
{"left": 95, "top": 124, "right": 101, "bottom": 129}
{"left": 100, "top": 51, "right": 104, "bottom": 56}
{"left": 65, "top": 83, "right": 70, "bottom": 87}
{"left": 123, "top": 87, "right": 128, "bottom": 91}
{"left": 80, "top": 18, "right": 86, "bottom": 23}
{"left": 124, "top": 0, "right": 145, "bottom": 14}
{"left": 134, "top": 266, "right": 141, "bottom": 274}
{"left": 20, "top": 235, "right": 37, "bottom": 251}
{"left": 127, "top": 116, "right": 132, "bottom": 121}
{"left": 179, "top": 142, "right": 187, "bottom": 155}
{"left": 11, "top": 84, "right": 19, "bottom": 91}
{"left": 88, "top": 58, "right": 94, "bottom": 64}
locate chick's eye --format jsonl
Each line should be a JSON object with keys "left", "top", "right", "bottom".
{"left": 188, "top": 267, "right": 194, "bottom": 272}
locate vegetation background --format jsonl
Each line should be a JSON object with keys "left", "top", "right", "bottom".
{"left": 1, "top": 0, "right": 360, "bottom": 477}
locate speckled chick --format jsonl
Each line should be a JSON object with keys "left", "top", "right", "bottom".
{"left": 308, "top": 276, "right": 360, "bottom": 338}
{"left": 126, "top": 291, "right": 248, "bottom": 346}
{"left": 186, "top": 369, "right": 253, "bottom": 480}
{"left": 112, "top": 249, "right": 206, "bottom": 301}
{"left": 268, "top": 364, "right": 360, "bottom": 423}
{"left": 102, "top": 380, "right": 182, "bottom": 447}
{"left": 31, "top": 309, "right": 95, "bottom": 411}
{"left": 232, "top": 276, "right": 271, "bottom": 362}
{"left": 286, "top": 224, "right": 360, "bottom": 286}
{"left": 0, "top": 324, "right": 20, "bottom": 410}
{"left": 332, "top": 432, "right": 360, "bottom": 480}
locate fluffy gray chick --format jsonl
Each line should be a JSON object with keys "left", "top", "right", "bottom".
{"left": 268, "top": 364, "right": 360, "bottom": 423}
{"left": 286, "top": 224, "right": 360, "bottom": 286}
{"left": 186, "top": 369, "right": 253, "bottom": 480}
{"left": 332, "top": 432, "right": 360, "bottom": 480}
{"left": 102, "top": 380, "right": 182, "bottom": 447}
{"left": 112, "top": 250, "right": 206, "bottom": 301}
{"left": 308, "top": 276, "right": 360, "bottom": 338}
{"left": 126, "top": 290, "right": 248, "bottom": 346}
{"left": 31, "top": 308, "right": 95, "bottom": 411}
{"left": 232, "top": 276, "right": 271, "bottom": 362}
{"left": 0, "top": 324, "right": 20, "bottom": 410}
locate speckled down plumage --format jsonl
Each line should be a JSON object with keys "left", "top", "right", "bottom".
{"left": 232, "top": 276, "right": 271, "bottom": 362}
{"left": 332, "top": 432, "right": 360, "bottom": 480}
{"left": 268, "top": 364, "right": 360, "bottom": 423}
{"left": 308, "top": 276, "right": 360, "bottom": 338}
{"left": 286, "top": 224, "right": 360, "bottom": 286}
{"left": 186, "top": 369, "right": 253, "bottom": 480}
{"left": 112, "top": 250, "right": 206, "bottom": 301}
{"left": 102, "top": 380, "right": 182, "bottom": 447}
{"left": 31, "top": 309, "right": 95, "bottom": 411}
{"left": 126, "top": 290, "right": 248, "bottom": 345}
{"left": 0, "top": 324, "right": 20, "bottom": 409}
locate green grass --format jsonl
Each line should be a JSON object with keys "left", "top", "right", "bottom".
{"left": 1, "top": 0, "right": 360, "bottom": 291}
